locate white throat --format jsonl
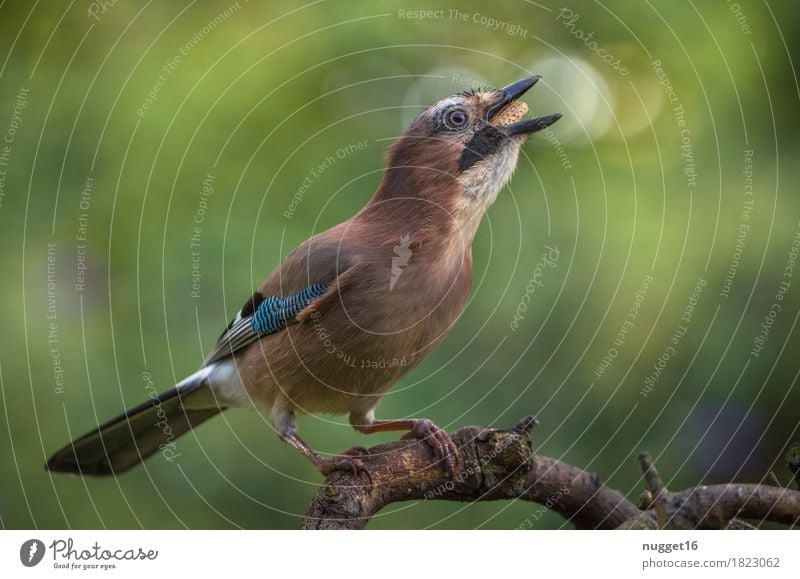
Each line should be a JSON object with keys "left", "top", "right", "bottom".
{"left": 454, "top": 139, "right": 522, "bottom": 240}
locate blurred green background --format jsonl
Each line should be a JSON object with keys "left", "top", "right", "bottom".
{"left": 2, "top": 0, "right": 799, "bottom": 529}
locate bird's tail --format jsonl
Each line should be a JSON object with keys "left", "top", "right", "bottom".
{"left": 46, "top": 369, "right": 225, "bottom": 476}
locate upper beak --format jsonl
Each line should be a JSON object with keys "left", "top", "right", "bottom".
{"left": 487, "top": 75, "right": 562, "bottom": 136}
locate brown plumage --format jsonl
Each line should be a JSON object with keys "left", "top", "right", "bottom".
{"left": 46, "top": 76, "right": 561, "bottom": 477}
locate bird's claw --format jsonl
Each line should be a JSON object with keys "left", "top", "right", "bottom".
{"left": 342, "top": 445, "right": 371, "bottom": 459}
{"left": 316, "top": 447, "right": 372, "bottom": 485}
{"left": 318, "top": 456, "right": 365, "bottom": 477}
{"left": 403, "top": 419, "right": 458, "bottom": 477}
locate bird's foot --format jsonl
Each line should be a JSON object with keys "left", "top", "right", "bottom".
{"left": 402, "top": 419, "right": 458, "bottom": 476}
{"left": 280, "top": 428, "right": 372, "bottom": 483}
{"left": 314, "top": 446, "right": 371, "bottom": 482}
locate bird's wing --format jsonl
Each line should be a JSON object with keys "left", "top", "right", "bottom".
{"left": 204, "top": 284, "right": 329, "bottom": 365}
{"left": 204, "top": 221, "right": 362, "bottom": 365}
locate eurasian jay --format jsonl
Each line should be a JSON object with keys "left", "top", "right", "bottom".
{"left": 46, "top": 76, "right": 561, "bottom": 477}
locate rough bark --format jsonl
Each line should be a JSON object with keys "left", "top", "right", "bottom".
{"left": 301, "top": 416, "right": 800, "bottom": 530}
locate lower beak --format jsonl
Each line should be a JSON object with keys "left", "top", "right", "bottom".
{"left": 487, "top": 75, "right": 562, "bottom": 136}
{"left": 504, "top": 113, "right": 563, "bottom": 136}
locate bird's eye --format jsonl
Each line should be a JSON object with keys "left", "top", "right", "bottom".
{"left": 443, "top": 108, "right": 469, "bottom": 130}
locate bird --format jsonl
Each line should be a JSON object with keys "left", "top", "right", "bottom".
{"left": 46, "top": 75, "right": 561, "bottom": 478}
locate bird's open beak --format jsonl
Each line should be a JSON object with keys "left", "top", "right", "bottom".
{"left": 487, "top": 75, "right": 562, "bottom": 136}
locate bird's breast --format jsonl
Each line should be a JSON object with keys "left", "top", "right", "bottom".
{"left": 344, "top": 242, "right": 472, "bottom": 336}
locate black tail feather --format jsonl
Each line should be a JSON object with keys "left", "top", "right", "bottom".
{"left": 46, "top": 380, "right": 225, "bottom": 476}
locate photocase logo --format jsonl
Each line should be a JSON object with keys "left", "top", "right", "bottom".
{"left": 19, "top": 539, "right": 45, "bottom": 567}
{"left": 390, "top": 234, "right": 413, "bottom": 290}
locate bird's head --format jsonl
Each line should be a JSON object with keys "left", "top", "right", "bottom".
{"left": 372, "top": 76, "right": 561, "bottom": 237}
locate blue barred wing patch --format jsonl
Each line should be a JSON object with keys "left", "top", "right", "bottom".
{"left": 251, "top": 283, "right": 329, "bottom": 335}
{"left": 204, "top": 283, "right": 329, "bottom": 364}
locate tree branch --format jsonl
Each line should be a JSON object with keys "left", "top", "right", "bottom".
{"left": 619, "top": 451, "right": 800, "bottom": 529}
{"left": 301, "top": 416, "right": 800, "bottom": 530}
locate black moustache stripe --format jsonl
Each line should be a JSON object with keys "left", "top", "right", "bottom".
{"left": 458, "top": 125, "right": 507, "bottom": 172}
